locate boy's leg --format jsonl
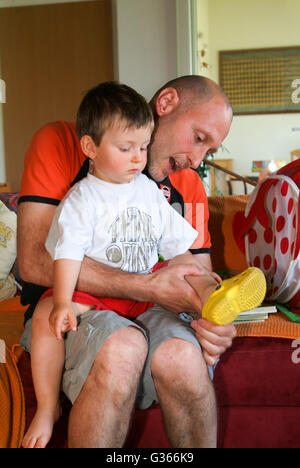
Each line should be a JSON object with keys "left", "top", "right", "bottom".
{"left": 167, "top": 253, "right": 219, "bottom": 320}
{"left": 22, "top": 298, "right": 91, "bottom": 448}
{"left": 169, "top": 255, "right": 266, "bottom": 325}
{"left": 22, "top": 297, "right": 64, "bottom": 448}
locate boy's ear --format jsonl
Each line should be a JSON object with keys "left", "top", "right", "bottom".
{"left": 155, "top": 87, "right": 180, "bottom": 116}
{"left": 80, "top": 135, "right": 97, "bottom": 159}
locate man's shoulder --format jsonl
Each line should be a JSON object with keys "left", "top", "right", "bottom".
{"left": 19, "top": 121, "right": 84, "bottom": 202}
{"left": 169, "top": 168, "right": 205, "bottom": 191}
{"left": 33, "top": 120, "right": 77, "bottom": 142}
{"left": 168, "top": 168, "right": 207, "bottom": 204}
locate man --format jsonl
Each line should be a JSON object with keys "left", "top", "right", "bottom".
{"left": 18, "top": 75, "right": 236, "bottom": 448}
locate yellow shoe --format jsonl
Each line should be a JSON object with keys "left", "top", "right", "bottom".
{"left": 202, "top": 267, "right": 267, "bottom": 325}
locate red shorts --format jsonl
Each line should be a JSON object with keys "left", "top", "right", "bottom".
{"left": 40, "top": 261, "right": 169, "bottom": 319}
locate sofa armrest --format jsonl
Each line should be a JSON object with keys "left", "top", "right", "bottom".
{"left": 0, "top": 297, "right": 26, "bottom": 349}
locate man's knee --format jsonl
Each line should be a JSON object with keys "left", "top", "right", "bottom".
{"left": 89, "top": 326, "right": 148, "bottom": 396}
{"left": 151, "top": 338, "right": 210, "bottom": 398}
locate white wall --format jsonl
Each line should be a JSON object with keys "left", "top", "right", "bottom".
{"left": 112, "top": 0, "right": 178, "bottom": 101}
{"left": 196, "top": 0, "right": 210, "bottom": 78}
{"left": 197, "top": 0, "right": 300, "bottom": 176}
{"left": 0, "top": 46, "right": 5, "bottom": 182}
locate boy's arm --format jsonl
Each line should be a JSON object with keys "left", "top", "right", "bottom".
{"left": 50, "top": 258, "right": 82, "bottom": 339}
{"left": 52, "top": 258, "right": 82, "bottom": 306}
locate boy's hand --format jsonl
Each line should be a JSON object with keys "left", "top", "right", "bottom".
{"left": 49, "top": 303, "right": 78, "bottom": 340}
{"left": 190, "top": 318, "right": 236, "bottom": 366}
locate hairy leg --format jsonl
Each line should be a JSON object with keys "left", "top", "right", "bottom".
{"left": 151, "top": 338, "right": 217, "bottom": 448}
{"left": 68, "top": 326, "right": 148, "bottom": 448}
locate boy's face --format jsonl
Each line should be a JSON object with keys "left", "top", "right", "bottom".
{"left": 92, "top": 122, "right": 152, "bottom": 184}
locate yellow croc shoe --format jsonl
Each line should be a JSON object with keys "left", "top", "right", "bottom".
{"left": 202, "top": 267, "right": 267, "bottom": 325}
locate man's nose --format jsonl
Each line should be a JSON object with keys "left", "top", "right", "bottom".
{"left": 187, "top": 148, "right": 208, "bottom": 169}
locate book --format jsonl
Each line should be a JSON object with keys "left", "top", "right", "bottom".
{"left": 233, "top": 304, "right": 277, "bottom": 325}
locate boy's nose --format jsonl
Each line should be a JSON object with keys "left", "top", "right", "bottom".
{"left": 132, "top": 152, "right": 143, "bottom": 163}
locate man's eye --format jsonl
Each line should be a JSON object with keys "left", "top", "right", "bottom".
{"left": 196, "top": 135, "right": 203, "bottom": 143}
{"left": 120, "top": 147, "right": 129, "bottom": 152}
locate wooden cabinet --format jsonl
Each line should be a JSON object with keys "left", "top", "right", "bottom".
{"left": 0, "top": 182, "right": 11, "bottom": 193}
{"left": 0, "top": 0, "right": 113, "bottom": 192}
{"left": 291, "top": 149, "right": 300, "bottom": 161}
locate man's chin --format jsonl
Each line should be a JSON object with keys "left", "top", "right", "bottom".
{"left": 146, "top": 165, "right": 167, "bottom": 182}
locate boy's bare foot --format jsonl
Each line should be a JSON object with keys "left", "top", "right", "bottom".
{"left": 22, "top": 404, "right": 62, "bottom": 448}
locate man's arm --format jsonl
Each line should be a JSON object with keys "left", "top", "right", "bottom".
{"left": 192, "top": 253, "right": 213, "bottom": 272}
{"left": 17, "top": 202, "right": 56, "bottom": 287}
{"left": 17, "top": 202, "right": 205, "bottom": 315}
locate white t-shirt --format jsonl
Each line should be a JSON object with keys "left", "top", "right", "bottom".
{"left": 46, "top": 173, "right": 198, "bottom": 274}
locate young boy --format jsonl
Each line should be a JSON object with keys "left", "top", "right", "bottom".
{"left": 22, "top": 81, "right": 266, "bottom": 448}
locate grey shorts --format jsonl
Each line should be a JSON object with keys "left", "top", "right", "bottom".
{"left": 20, "top": 305, "right": 216, "bottom": 409}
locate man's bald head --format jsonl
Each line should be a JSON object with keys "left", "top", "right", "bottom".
{"left": 150, "top": 75, "right": 232, "bottom": 116}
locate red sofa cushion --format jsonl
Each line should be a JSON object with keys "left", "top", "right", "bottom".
{"left": 214, "top": 337, "right": 300, "bottom": 407}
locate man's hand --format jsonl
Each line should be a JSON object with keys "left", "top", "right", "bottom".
{"left": 148, "top": 263, "right": 205, "bottom": 317}
{"left": 190, "top": 318, "right": 236, "bottom": 366}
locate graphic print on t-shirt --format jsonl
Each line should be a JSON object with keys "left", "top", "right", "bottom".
{"left": 106, "top": 207, "right": 158, "bottom": 273}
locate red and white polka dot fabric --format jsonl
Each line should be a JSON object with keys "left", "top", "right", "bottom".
{"left": 243, "top": 160, "right": 300, "bottom": 304}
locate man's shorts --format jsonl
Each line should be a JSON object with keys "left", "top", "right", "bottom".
{"left": 20, "top": 305, "right": 216, "bottom": 409}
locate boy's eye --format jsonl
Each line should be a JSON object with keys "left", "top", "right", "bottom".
{"left": 120, "top": 147, "right": 130, "bottom": 152}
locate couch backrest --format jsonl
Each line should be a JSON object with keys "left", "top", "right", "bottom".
{"left": 0, "top": 193, "right": 18, "bottom": 214}
{"left": 208, "top": 195, "right": 249, "bottom": 274}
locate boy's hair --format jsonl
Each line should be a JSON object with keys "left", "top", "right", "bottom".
{"left": 76, "top": 81, "right": 154, "bottom": 145}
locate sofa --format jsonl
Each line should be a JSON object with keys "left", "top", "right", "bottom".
{"left": 1, "top": 192, "right": 300, "bottom": 448}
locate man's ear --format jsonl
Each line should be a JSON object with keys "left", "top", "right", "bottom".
{"left": 80, "top": 135, "right": 97, "bottom": 159}
{"left": 155, "top": 87, "right": 180, "bottom": 116}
